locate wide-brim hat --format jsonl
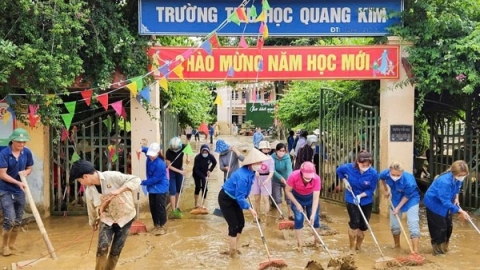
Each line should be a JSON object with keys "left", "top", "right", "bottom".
{"left": 241, "top": 148, "right": 270, "bottom": 166}
{"left": 313, "top": 129, "right": 320, "bottom": 135}
{"left": 258, "top": 140, "right": 271, "bottom": 150}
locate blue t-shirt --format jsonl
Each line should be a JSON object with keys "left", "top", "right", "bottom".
{"left": 423, "top": 171, "right": 462, "bottom": 217}
{"left": 222, "top": 166, "right": 255, "bottom": 209}
{"left": 0, "top": 146, "right": 34, "bottom": 194}
{"left": 140, "top": 147, "right": 169, "bottom": 194}
{"left": 379, "top": 169, "right": 420, "bottom": 212}
{"left": 336, "top": 163, "right": 378, "bottom": 205}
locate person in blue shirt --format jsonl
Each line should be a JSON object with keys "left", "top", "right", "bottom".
{"left": 252, "top": 127, "right": 264, "bottom": 149}
{"left": 336, "top": 151, "right": 378, "bottom": 253}
{"left": 209, "top": 124, "right": 215, "bottom": 144}
{"left": 0, "top": 128, "right": 33, "bottom": 256}
{"left": 137, "top": 142, "right": 169, "bottom": 236}
{"left": 423, "top": 160, "right": 470, "bottom": 256}
{"left": 218, "top": 148, "right": 269, "bottom": 258}
{"left": 379, "top": 161, "right": 421, "bottom": 254}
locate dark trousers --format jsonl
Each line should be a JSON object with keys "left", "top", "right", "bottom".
{"left": 149, "top": 193, "right": 167, "bottom": 227}
{"left": 346, "top": 203, "right": 373, "bottom": 231}
{"left": 194, "top": 176, "right": 208, "bottom": 197}
{"left": 194, "top": 133, "right": 200, "bottom": 141}
{"left": 426, "top": 208, "right": 453, "bottom": 245}
{"left": 97, "top": 219, "right": 133, "bottom": 257}
{"left": 209, "top": 134, "right": 213, "bottom": 144}
{"left": 218, "top": 189, "right": 245, "bottom": 237}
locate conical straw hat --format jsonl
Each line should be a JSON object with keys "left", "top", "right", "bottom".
{"left": 242, "top": 147, "right": 270, "bottom": 166}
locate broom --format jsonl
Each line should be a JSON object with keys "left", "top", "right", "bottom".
{"left": 130, "top": 192, "right": 147, "bottom": 234}
{"left": 248, "top": 198, "right": 288, "bottom": 270}
{"left": 390, "top": 199, "right": 425, "bottom": 266}
{"left": 262, "top": 182, "right": 294, "bottom": 230}
{"left": 348, "top": 190, "right": 398, "bottom": 268}
{"left": 190, "top": 177, "right": 209, "bottom": 215}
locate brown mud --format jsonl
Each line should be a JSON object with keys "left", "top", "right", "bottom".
{"left": 2, "top": 135, "right": 480, "bottom": 270}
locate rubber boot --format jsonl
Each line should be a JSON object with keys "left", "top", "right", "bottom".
{"left": 355, "top": 230, "right": 365, "bottom": 252}
{"left": 411, "top": 238, "right": 419, "bottom": 254}
{"left": 106, "top": 255, "right": 119, "bottom": 270}
{"left": 95, "top": 255, "right": 108, "bottom": 270}
{"left": 393, "top": 234, "right": 401, "bottom": 248}
{"left": 2, "top": 230, "right": 11, "bottom": 256}
{"left": 348, "top": 228, "right": 357, "bottom": 254}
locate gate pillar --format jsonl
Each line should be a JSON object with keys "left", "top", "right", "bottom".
{"left": 130, "top": 82, "right": 161, "bottom": 180}
{"left": 379, "top": 36, "right": 415, "bottom": 217}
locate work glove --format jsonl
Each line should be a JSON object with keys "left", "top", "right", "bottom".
{"left": 343, "top": 179, "right": 352, "bottom": 191}
{"left": 354, "top": 195, "right": 362, "bottom": 205}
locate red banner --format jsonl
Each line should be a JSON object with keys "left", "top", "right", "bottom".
{"left": 149, "top": 46, "right": 400, "bottom": 80}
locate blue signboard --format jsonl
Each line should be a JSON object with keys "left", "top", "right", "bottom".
{"left": 139, "top": 0, "right": 403, "bottom": 37}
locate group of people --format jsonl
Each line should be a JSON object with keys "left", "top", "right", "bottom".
{"left": 0, "top": 127, "right": 474, "bottom": 270}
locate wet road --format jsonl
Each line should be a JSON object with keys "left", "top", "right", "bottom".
{"left": 3, "top": 135, "right": 480, "bottom": 270}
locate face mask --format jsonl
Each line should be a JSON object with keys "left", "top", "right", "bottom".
{"left": 251, "top": 164, "right": 261, "bottom": 171}
{"left": 359, "top": 166, "right": 370, "bottom": 172}
{"left": 262, "top": 151, "right": 270, "bottom": 155}
{"left": 391, "top": 176, "right": 401, "bottom": 181}
{"left": 456, "top": 175, "right": 466, "bottom": 182}
{"left": 202, "top": 153, "right": 208, "bottom": 158}
{"left": 277, "top": 152, "right": 285, "bottom": 158}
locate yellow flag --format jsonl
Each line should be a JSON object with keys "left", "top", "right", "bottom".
{"left": 172, "top": 65, "right": 184, "bottom": 80}
{"left": 256, "top": 11, "right": 266, "bottom": 22}
{"left": 126, "top": 82, "right": 138, "bottom": 96}
{"left": 263, "top": 24, "right": 269, "bottom": 39}
{"left": 159, "top": 77, "right": 168, "bottom": 91}
{"left": 214, "top": 95, "right": 223, "bottom": 107}
{"left": 3, "top": 111, "right": 10, "bottom": 125}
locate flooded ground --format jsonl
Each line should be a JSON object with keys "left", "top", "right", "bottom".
{"left": 3, "top": 135, "right": 480, "bottom": 270}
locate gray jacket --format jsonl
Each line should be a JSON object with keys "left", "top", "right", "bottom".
{"left": 219, "top": 150, "right": 245, "bottom": 180}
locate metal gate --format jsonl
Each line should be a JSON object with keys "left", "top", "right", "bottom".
{"left": 49, "top": 112, "right": 131, "bottom": 216}
{"left": 160, "top": 102, "right": 179, "bottom": 154}
{"left": 317, "top": 88, "right": 380, "bottom": 211}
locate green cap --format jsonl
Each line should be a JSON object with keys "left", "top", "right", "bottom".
{"left": 9, "top": 128, "right": 30, "bottom": 142}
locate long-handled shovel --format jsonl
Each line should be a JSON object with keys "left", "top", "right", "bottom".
{"left": 262, "top": 182, "right": 294, "bottom": 230}
{"left": 248, "top": 198, "right": 287, "bottom": 270}
{"left": 190, "top": 177, "right": 209, "bottom": 215}
{"left": 389, "top": 198, "right": 425, "bottom": 265}
{"left": 348, "top": 189, "right": 398, "bottom": 268}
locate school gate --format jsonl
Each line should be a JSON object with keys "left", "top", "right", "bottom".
{"left": 142, "top": 0, "right": 404, "bottom": 212}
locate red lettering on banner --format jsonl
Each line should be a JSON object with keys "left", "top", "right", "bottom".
{"left": 148, "top": 46, "right": 400, "bottom": 80}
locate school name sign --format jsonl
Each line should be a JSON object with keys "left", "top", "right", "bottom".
{"left": 139, "top": 0, "right": 403, "bottom": 36}
{"left": 149, "top": 46, "right": 400, "bottom": 80}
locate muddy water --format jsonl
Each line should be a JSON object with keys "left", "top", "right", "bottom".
{"left": 3, "top": 135, "right": 480, "bottom": 270}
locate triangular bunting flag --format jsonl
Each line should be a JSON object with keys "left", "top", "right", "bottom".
{"left": 182, "top": 49, "right": 194, "bottom": 61}
{"left": 103, "top": 118, "right": 113, "bottom": 132}
{"left": 239, "top": 36, "right": 249, "bottom": 48}
{"left": 236, "top": 7, "right": 248, "bottom": 22}
{"left": 262, "top": 0, "right": 271, "bottom": 11}
{"left": 139, "top": 87, "right": 151, "bottom": 103}
{"left": 61, "top": 128, "right": 69, "bottom": 142}
{"left": 70, "top": 152, "right": 81, "bottom": 164}
{"left": 5, "top": 95, "right": 15, "bottom": 105}
{"left": 96, "top": 94, "right": 109, "bottom": 111}
{"left": 81, "top": 89, "right": 93, "bottom": 106}
{"left": 214, "top": 95, "right": 223, "bottom": 107}
{"left": 249, "top": 5, "right": 258, "bottom": 18}
{"left": 227, "top": 66, "right": 235, "bottom": 77}
{"left": 64, "top": 101, "right": 76, "bottom": 114}
{"left": 2, "top": 111, "right": 10, "bottom": 125}
{"left": 28, "top": 104, "right": 39, "bottom": 116}
{"left": 111, "top": 100, "right": 123, "bottom": 117}
{"left": 259, "top": 22, "right": 265, "bottom": 34}
{"left": 172, "top": 65, "right": 184, "bottom": 80}
{"left": 61, "top": 113, "right": 74, "bottom": 130}
{"left": 263, "top": 24, "right": 269, "bottom": 39}
{"left": 182, "top": 144, "right": 194, "bottom": 156}
{"left": 201, "top": 40, "right": 213, "bottom": 55}
{"left": 256, "top": 11, "right": 266, "bottom": 22}
{"left": 158, "top": 63, "right": 170, "bottom": 78}
{"left": 121, "top": 108, "right": 127, "bottom": 119}
{"left": 126, "top": 76, "right": 143, "bottom": 96}
{"left": 228, "top": 12, "right": 241, "bottom": 26}
{"left": 159, "top": 77, "right": 168, "bottom": 91}
{"left": 118, "top": 117, "right": 131, "bottom": 132}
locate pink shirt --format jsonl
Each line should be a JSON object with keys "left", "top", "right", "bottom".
{"left": 286, "top": 170, "right": 321, "bottom": 196}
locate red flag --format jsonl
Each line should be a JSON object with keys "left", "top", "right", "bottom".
{"left": 257, "top": 37, "right": 264, "bottom": 50}
{"left": 236, "top": 7, "right": 248, "bottom": 22}
{"left": 121, "top": 108, "right": 127, "bottom": 119}
{"left": 209, "top": 33, "right": 220, "bottom": 48}
{"left": 61, "top": 128, "right": 69, "bottom": 142}
{"left": 96, "top": 94, "right": 109, "bottom": 111}
{"left": 81, "top": 89, "right": 93, "bottom": 106}
{"left": 28, "top": 114, "right": 39, "bottom": 129}
{"left": 28, "top": 104, "right": 39, "bottom": 116}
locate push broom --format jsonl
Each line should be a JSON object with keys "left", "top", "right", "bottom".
{"left": 130, "top": 191, "right": 147, "bottom": 234}
{"left": 262, "top": 183, "right": 294, "bottom": 230}
{"left": 349, "top": 190, "right": 398, "bottom": 268}
{"left": 248, "top": 198, "right": 288, "bottom": 270}
{"left": 390, "top": 198, "right": 425, "bottom": 266}
{"left": 190, "top": 177, "right": 209, "bottom": 215}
